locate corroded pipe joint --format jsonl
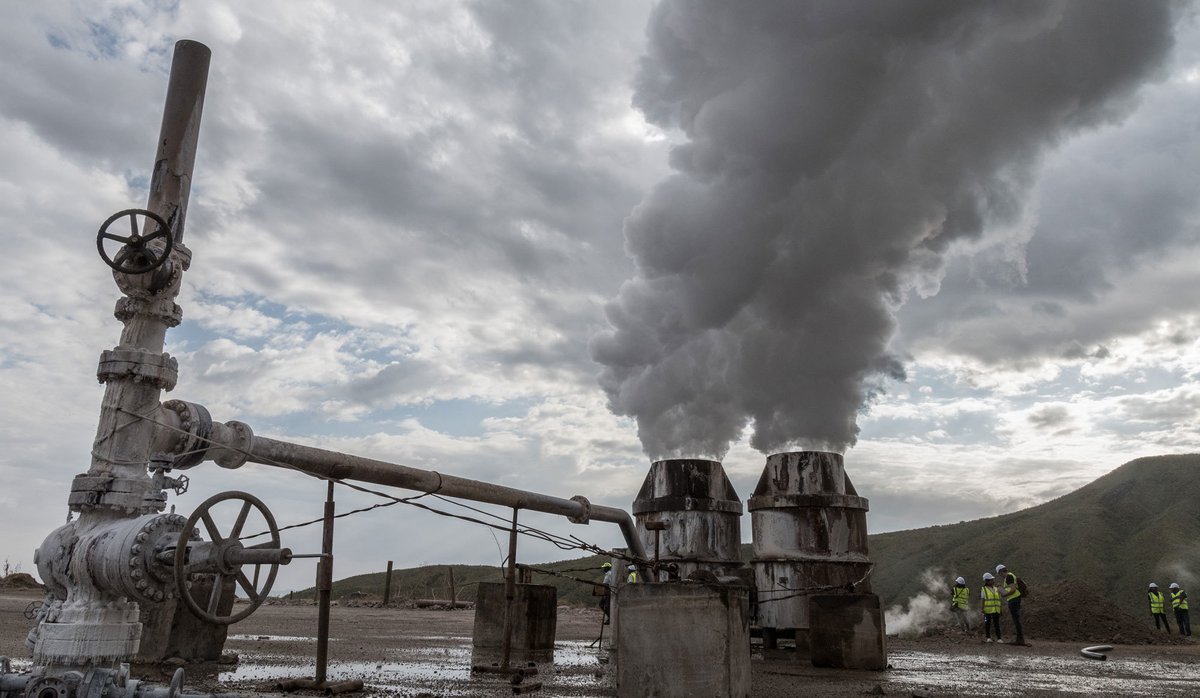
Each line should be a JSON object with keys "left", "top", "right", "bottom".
{"left": 69, "top": 473, "right": 161, "bottom": 514}
{"left": 208, "top": 421, "right": 253, "bottom": 469}
{"left": 84, "top": 513, "right": 191, "bottom": 604}
{"left": 97, "top": 347, "right": 179, "bottom": 391}
{"left": 115, "top": 296, "right": 184, "bottom": 328}
{"left": 568, "top": 495, "right": 591, "bottom": 524}
{"left": 113, "top": 251, "right": 186, "bottom": 298}
{"left": 159, "top": 400, "right": 213, "bottom": 469}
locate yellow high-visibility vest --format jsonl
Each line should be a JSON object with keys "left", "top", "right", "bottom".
{"left": 1003, "top": 572, "right": 1021, "bottom": 600}
{"left": 1171, "top": 590, "right": 1188, "bottom": 611}
{"left": 952, "top": 586, "right": 970, "bottom": 610}
{"left": 627, "top": 572, "right": 638, "bottom": 584}
{"left": 981, "top": 586, "right": 1002, "bottom": 614}
{"left": 1149, "top": 590, "right": 1165, "bottom": 613}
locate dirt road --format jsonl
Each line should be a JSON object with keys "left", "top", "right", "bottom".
{"left": 4, "top": 590, "right": 1200, "bottom": 696}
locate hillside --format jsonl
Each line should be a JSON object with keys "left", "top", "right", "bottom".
{"left": 295, "top": 554, "right": 610, "bottom": 608}
{"left": 868, "top": 454, "right": 1200, "bottom": 621}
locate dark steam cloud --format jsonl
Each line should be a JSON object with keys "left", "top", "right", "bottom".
{"left": 592, "top": 0, "right": 1182, "bottom": 459}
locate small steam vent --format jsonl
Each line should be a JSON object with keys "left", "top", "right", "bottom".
{"left": 632, "top": 459, "right": 743, "bottom": 579}
{"left": 749, "top": 451, "right": 874, "bottom": 643}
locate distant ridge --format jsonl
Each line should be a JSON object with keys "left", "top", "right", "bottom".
{"left": 868, "top": 454, "right": 1200, "bottom": 621}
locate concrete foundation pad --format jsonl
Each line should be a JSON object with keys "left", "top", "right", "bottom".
{"left": 471, "top": 582, "right": 557, "bottom": 666}
{"left": 616, "top": 582, "right": 750, "bottom": 698}
{"left": 808, "top": 593, "right": 887, "bottom": 671}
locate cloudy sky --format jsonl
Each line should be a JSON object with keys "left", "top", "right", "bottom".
{"left": 1, "top": 1, "right": 1198, "bottom": 594}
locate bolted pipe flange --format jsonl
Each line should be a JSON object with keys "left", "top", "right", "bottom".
{"left": 114, "top": 296, "right": 184, "bottom": 328}
{"left": 68, "top": 474, "right": 156, "bottom": 513}
{"left": 96, "top": 347, "right": 179, "bottom": 391}
{"left": 161, "top": 400, "right": 212, "bottom": 470}
{"left": 568, "top": 495, "right": 591, "bottom": 524}
{"left": 24, "top": 675, "right": 70, "bottom": 698}
{"left": 86, "top": 513, "right": 193, "bottom": 604}
{"left": 211, "top": 421, "right": 253, "bottom": 469}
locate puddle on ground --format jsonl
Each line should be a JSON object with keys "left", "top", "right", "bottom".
{"left": 889, "top": 650, "right": 1200, "bottom": 696}
{"left": 227, "top": 634, "right": 316, "bottom": 642}
{"left": 553, "top": 640, "right": 603, "bottom": 667}
{"left": 218, "top": 638, "right": 609, "bottom": 695}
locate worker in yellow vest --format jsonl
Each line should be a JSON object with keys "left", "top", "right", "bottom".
{"left": 1170, "top": 582, "right": 1191, "bottom": 636}
{"left": 995, "top": 564, "right": 1028, "bottom": 646}
{"left": 626, "top": 564, "right": 639, "bottom": 584}
{"left": 980, "top": 572, "right": 1003, "bottom": 643}
{"left": 1148, "top": 582, "right": 1172, "bottom": 632}
{"left": 950, "top": 576, "right": 970, "bottom": 631}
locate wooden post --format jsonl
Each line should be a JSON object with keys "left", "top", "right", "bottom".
{"left": 383, "top": 560, "right": 394, "bottom": 606}
{"left": 315, "top": 481, "right": 336, "bottom": 686}
{"left": 448, "top": 566, "right": 456, "bottom": 608}
{"left": 500, "top": 507, "right": 520, "bottom": 670}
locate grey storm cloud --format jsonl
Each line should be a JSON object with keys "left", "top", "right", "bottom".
{"left": 592, "top": 0, "right": 1185, "bottom": 460}
{"left": 1028, "top": 405, "right": 1071, "bottom": 430}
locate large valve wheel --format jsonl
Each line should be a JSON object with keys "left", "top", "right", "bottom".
{"left": 174, "top": 491, "right": 291, "bottom": 625}
{"left": 96, "top": 208, "right": 174, "bottom": 274}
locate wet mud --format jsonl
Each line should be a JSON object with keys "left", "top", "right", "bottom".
{"left": 4, "top": 591, "right": 1200, "bottom": 696}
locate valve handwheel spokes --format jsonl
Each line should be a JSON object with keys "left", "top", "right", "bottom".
{"left": 96, "top": 208, "right": 174, "bottom": 274}
{"left": 174, "top": 491, "right": 286, "bottom": 625}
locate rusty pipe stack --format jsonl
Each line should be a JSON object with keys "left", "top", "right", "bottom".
{"left": 632, "top": 459, "right": 744, "bottom": 580}
{"left": 749, "top": 451, "right": 873, "bottom": 643}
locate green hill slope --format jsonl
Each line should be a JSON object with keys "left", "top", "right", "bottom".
{"left": 868, "top": 454, "right": 1200, "bottom": 620}
{"left": 297, "top": 554, "right": 610, "bottom": 607}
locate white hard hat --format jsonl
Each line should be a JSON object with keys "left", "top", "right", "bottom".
{"left": 995, "top": 564, "right": 1006, "bottom": 574}
{"left": 955, "top": 576, "right": 965, "bottom": 585}
{"left": 1149, "top": 582, "right": 1158, "bottom": 588}
{"left": 1170, "top": 583, "right": 1181, "bottom": 589}
{"left": 627, "top": 564, "right": 636, "bottom": 571}
{"left": 983, "top": 572, "right": 994, "bottom": 581}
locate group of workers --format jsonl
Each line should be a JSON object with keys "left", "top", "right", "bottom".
{"left": 950, "top": 568, "right": 1194, "bottom": 641}
{"left": 1147, "top": 582, "right": 1191, "bottom": 636}
{"left": 949, "top": 564, "right": 1028, "bottom": 646}
{"left": 597, "top": 561, "right": 640, "bottom": 624}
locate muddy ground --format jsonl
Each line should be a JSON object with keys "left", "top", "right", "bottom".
{"left": 4, "top": 590, "right": 1200, "bottom": 696}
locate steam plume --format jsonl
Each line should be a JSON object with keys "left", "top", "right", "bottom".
{"left": 592, "top": 0, "right": 1182, "bottom": 459}
{"left": 884, "top": 568, "right": 954, "bottom": 637}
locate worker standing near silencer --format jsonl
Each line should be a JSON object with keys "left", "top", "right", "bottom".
{"left": 1170, "top": 582, "right": 1191, "bottom": 636}
{"left": 598, "top": 562, "right": 614, "bottom": 624}
{"left": 950, "top": 576, "right": 970, "bottom": 631}
{"left": 980, "top": 573, "right": 1002, "bottom": 643}
{"left": 1149, "top": 582, "right": 1173, "bottom": 632}
{"left": 626, "top": 564, "right": 639, "bottom": 584}
{"left": 996, "top": 564, "right": 1028, "bottom": 646}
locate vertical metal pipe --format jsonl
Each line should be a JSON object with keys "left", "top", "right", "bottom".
{"left": 500, "top": 507, "right": 520, "bottom": 670}
{"left": 382, "top": 561, "right": 393, "bottom": 606}
{"left": 88, "top": 39, "right": 210, "bottom": 485}
{"left": 148, "top": 39, "right": 210, "bottom": 244}
{"left": 448, "top": 567, "right": 456, "bottom": 607}
{"left": 315, "top": 481, "right": 335, "bottom": 686}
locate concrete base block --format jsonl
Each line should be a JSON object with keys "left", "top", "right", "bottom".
{"left": 617, "top": 583, "right": 750, "bottom": 698}
{"left": 136, "top": 576, "right": 234, "bottom": 662}
{"left": 471, "top": 582, "right": 557, "bottom": 666}
{"left": 808, "top": 593, "right": 887, "bottom": 671}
